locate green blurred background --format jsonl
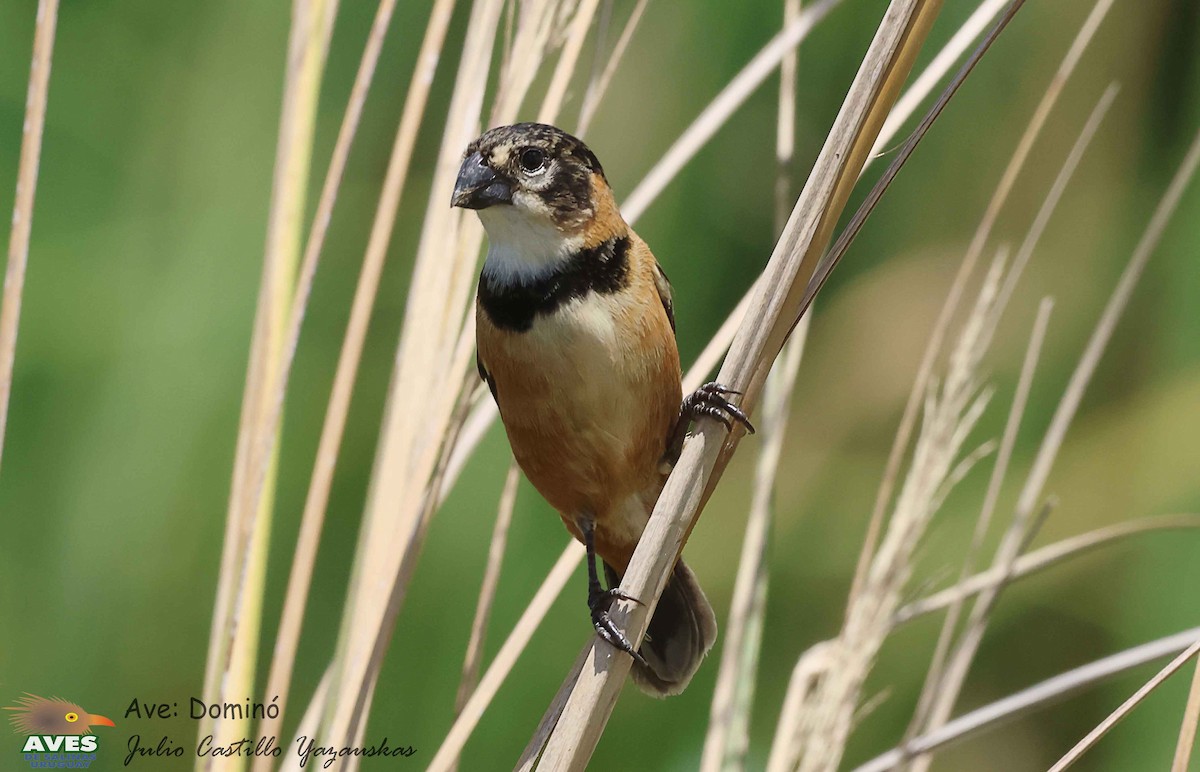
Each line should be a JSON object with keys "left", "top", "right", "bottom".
{"left": 1, "top": 0, "right": 1198, "bottom": 769}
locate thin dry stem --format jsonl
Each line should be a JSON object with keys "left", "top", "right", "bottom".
{"left": 427, "top": 543, "right": 584, "bottom": 771}
{"left": 907, "top": 297, "right": 1052, "bottom": 754}
{"left": 704, "top": 312, "right": 811, "bottom": 772}
{"left": 514, "top": 647, "right": 591, "bottom": 772}
{"left": 200, "top": 1, "right": 339, "bottom": 766}
{"left": 1171, "top": 658, "right": 1200, "bottom": 771}
{"left": 775, "top": 207, "right": 1001, "bottom": 772}
{"left": 621, "top": 0, "right": 842, "bottom": 223}
{"left": 846, "top": 0, "right": 1116, "bottom": 608}
{"left": 703, "top": 3, "right": 805, "bottom": 765}
{"left": 870, "top": 0, "right": 1007, "bottom": 159}
{"left": 316, "top": 2, "right": 616, "bottom": 750}
{"left": 453, "top": 460, "right": 521, "bottom": 716}
{"left": 316, "top": 0, "right": 509, "bottom": 748}
{"left": 853, "top": 628, "right": 1200, "bottom": 772}
{"left": 909, "top": 85, "right": 1119, "bottom": 756}
{"left": 1034, "top": 117, "right": 1200, "bottom": 768}
{"left": 576, "top": 0, "right": 649, "bottom": 135}
{"left": 1048, "top": 640, "right": 1200, "bottom": 772}
{"left": 896, "top": 514, "right": 1200, "bottom": 624}
{"left": 253, "top": 0, "right": 411, "bottom": 757}
{"left": 538, "top": 0, "right": 601, "bottom": 122}
{"left": 0, "top": 0, "right": 59, "bottom": 476}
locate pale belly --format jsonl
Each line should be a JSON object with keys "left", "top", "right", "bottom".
{"left": 477, "top": 291, "right": 681, "bottom": 527}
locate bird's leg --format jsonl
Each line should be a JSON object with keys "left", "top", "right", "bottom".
{"left": 579, "top": 517, "right": 648, "bottom": 667}
{"left": 663, "top": 381, "right": 756, "bottom": 467}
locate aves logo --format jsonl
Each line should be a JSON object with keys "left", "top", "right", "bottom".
{"left": 4, "top": 693, "right": 115, "bottom": 769}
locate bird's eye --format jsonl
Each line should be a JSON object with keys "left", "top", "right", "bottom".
{"left": 65, "top": 712, "right": 79, "bottom": 723}
{"left": 518, "top": 147, "right": 546, "bottom": 173}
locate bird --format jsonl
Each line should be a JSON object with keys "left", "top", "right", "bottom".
{"left": 453, "top": 122, "right": 753, "bottom": 696}
{"left": 4, "top": 694, "right": 115, "bottom": 735}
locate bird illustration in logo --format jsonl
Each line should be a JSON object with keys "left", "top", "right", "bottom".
{"left": 4, "top": 694, "right": 115, "bottom": 735}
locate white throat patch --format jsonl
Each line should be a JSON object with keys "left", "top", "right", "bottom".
{"left": 477, "top": 203, "right": 581, "bottom": 287}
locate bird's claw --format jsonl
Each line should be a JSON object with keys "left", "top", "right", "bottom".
{"left": 684, "top": 381, "right": 755, "bottom": 434}
{"left": 589, "top": 589, "right": 648, "bottom": 666}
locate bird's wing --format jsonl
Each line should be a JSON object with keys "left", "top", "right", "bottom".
{"left": 653, "top": 261, "right": 676, "bottom": 334}
{"left": 477, "top": 351, "right": 498, "bottom": 401}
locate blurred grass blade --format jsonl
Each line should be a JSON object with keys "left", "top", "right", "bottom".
{"left": 703, "top": 328, "right": 808, "bottom": 772}
{"left": 772, "top": 200, "right": 1003, "bottom": 772}
{"left": 315, "top": 0, "right": 615, "bottom": 752}
{"left": 845, "top": 0, "right": 1116, "bottom": 607}
{"left": 427, "top": 543, "right": 584, "bottom": 771}
{"left": 906, "top": 296, "right": 1053, "bottom": 757}
{"left": 702, "top": 2, "right": 806, "bottom": 765}
{"left": 451, "top": 460, "right": 520, "bottom": 728}
{"left": 538, "top": 0, "right": 601, "bottom": 122}
{"left": 1049, "top": 640, "right": 1200, "bottom": 772}
{"left": 1171, "top": 658, "right": 1200, "bottom": 771}
{"left": 256, "top": 0, "right": 455, "bottom": 759}
{"left": 909, "top": 84, "right": 1118, "bottom": 749}
{"left": 199, "top": 0, "right": 338, "bottom": 767}
{"left": 0, "top": 0, "right": 59, "bottom": 478}
{"left": 576, "top": 0, "right": 649, "bottom": 135}
{"left": 853, "top": 628, "right": 1200, "bottom": 772}
{"left": 895, "top": 513, "right": 1200, "bottom": 624}
{"left": 622, "top": 0, "right": 842, "bottom": 223}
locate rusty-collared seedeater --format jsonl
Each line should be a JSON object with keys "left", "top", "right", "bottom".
{"left": 452, "top": 123, "right": 752, "bottom": 696}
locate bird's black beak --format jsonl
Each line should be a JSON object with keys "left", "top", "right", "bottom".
{"left": 451, "top": 151, "right": 512, "bottom": 210}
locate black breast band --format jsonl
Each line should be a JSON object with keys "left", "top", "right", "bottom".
{"left": 478, "top": 235, "right": 630, "bottom": 332}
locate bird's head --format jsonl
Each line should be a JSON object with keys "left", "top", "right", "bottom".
{"left": 4, "top": 694, "right": 115, "bottom": 735}
{"left": 452, "top": 123, "right": 624, "bottom": 285}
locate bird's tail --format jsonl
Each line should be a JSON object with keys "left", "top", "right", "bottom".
{"left": 604, "top": 558, "right": 717, "bottom": 697}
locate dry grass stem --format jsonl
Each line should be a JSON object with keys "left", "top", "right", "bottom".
{"left": 534, "top": 3, "right": 946, "bottom": 767}
{"left": 309, "top": 3, "right": 642, "bottom": 748}
{"left": 576, "top": 0, "right": 649, "bottom": 135}
{"left": 773, "top": 216, "right": 1003, "bottom": 772}
{"left": 896, "top": 513, "right": 1200, "bottom": 623}
{"left": 314, "top": 0, "right": 509, "bottom": 749}
{"left": 267, "top": 0, "right": 454, "bottom": 739}
{"left": 514, "top": 647, "right": 591, "bottom": 772}
{"left": 1171, "top": 657, "right": 1200, "bottom": 771}
{"left": 846, "top": 0, "right": 1115, "bottom": 607}
{"left": 1031, "top": 116, "right": 1200, "bottom": 767}
{"left": 1048, "top": 640, "right": 1200, "bottom": 772}
{"left": 870, "top": 0, "right": 1007, "bottom": 159}
{"left": 200, "top": 1, "right": 339, "bottom": 766}
{"left": 0, "top": 0, "right": 59, "bottom": 476}
{"left": 767, "top": 643, "right": 835, "bottom": 772}
{"left": 702, "top": 321, "right": 809, "bottom": 772}
{"left": 427, "top": 543, "right": 584, "bottom": 771}
{"left": 621, "top": 0, "right": 843, "bottom": 223}
{"left": 453, "top": 460, "right": 521, "bottom": 717}
{"left": 251, "top": 0, "right": 416, "bottom": 758}
{"left": 854, "top": 627, "right": 1200, "bottom": 772}
{"left": 278, "top": 669, "right": 331, "bottom": 772}
{"left": 908, "top": 84, "right": 1116, "bottom": 749}
{"left": 703, "top": 3, "right": 806, "bottom": 764}
{"left": 538, "top": 0, "right": 602, "bottom": 122}
{"left": 906, "top": 296, "right": 1053, "bottom": 756}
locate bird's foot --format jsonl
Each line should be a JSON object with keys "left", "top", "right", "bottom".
{"left": 589, "top": 588, "right": 648, "bottom": 667}
{"left": 683, "top": 382, "right": 755, "bottom": 434}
